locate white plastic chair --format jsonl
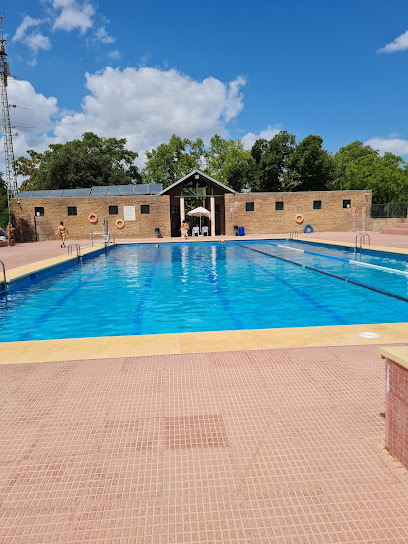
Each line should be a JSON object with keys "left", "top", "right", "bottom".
{"left": 192, "top": 226, "right": 200, "bottom": 237}
{"left": 201, "top": 226, "right": 209, "bottom": 236}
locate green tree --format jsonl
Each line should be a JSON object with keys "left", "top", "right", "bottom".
{"left": 17, "top": 132, "right": 141, "bottom": 190}
{"left": 143, "top": 135, "right": 205, "bottom": 188}
{"left": 331, "top": 141, "right": 377, "bottom": 190}
{"left": 251, "top": 131, "right": 298, "bottom": 192}
{"left": 205, "top": 135, "right": 256, "bottom": 192}
{"left": 292, "top": 135, "right": 333, "bottom": 191}
{"left": 0, "top": 173, "right": 8, "bottom": 227}
{"left": 343, "top": 152, "right": 408, "bottom": 203}
{"left": 14, "top": 150, "right": 45, "bottom": 190}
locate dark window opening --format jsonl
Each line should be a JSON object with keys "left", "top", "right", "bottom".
{"left": 246, "top": 202, "right": 254, "bottom": 212}
{"left": 275, "top": 202, "right": 284, "bottom": 211}
{"left": 313, "top": 200, "right": 322, "bottom": 210}
{"left": 343, "top": 199, "right": 351, "bottom": 209}
{"left": 35, "top": 207, "right": 44, "bottom": 217}
{"left": 67, "top": 206, "right": 77, "bottom": 216}
{"left": 109, "top": 205, "right": 118, "bottom": 215}
{"left": 141, "top": 205, "right": 150, "bottom": 214}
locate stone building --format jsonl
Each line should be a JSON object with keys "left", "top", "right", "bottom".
{"left": 10, "top": 170, "right": 371, "bottom": 241}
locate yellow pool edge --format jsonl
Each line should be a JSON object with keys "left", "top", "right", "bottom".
{"left": 4, "top": 243, "right": 108, "bottom": 283}
{"left": 1, "top": 322, "right": 407, "bottom": 365}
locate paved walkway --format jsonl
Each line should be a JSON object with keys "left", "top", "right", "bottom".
{"left": 2, "top": 232, "right": 408, "bottom": 542}
{"left": 1, "top": 344, "right": 408, "bottom": 543}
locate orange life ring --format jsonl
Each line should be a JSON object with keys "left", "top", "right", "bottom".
{"left": 115, "top": 219, "right": 125, "bottom": 230}
{"left": 295, "top": 214, "right": 304, "bottom": 224}
{"left": 89, "top": 213, "right": 98, "bottom": 224}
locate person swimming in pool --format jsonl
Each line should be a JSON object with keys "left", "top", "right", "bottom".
{"left": 57, "top": 221, "right": 68, "bottom": 248}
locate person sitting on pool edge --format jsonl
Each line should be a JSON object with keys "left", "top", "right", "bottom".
{"left": 57, "top": 221, "right": 68, "bottom": 248}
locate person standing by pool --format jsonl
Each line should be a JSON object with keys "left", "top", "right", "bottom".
{"left": 6, "top": 222, "right": 15, "bottom": 247}
{"left": 180, "top": 220, "right": 189, "bottom": 240}
{"left": 57, "top": 221, "right": 68, "bottom": 248}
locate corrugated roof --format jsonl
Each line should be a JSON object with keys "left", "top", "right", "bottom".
{"left": 15, "top": 184, "right": 163, "bottom": 199}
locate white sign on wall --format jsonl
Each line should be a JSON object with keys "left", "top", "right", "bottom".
{"left": 123, "top": 206, "right": 136, "bottom": 221}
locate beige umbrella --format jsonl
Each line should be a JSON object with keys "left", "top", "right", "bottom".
{"left": 187, "top": 206, "right": 211, "bottom": 231}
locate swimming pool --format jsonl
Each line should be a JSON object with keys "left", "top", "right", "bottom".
{"left": 1, "top": 240, "right": 407, "bottom": 342}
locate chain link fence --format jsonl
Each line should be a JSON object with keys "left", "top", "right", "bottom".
{"left": 370, "top": 202, "right": 408, "bottom": 218}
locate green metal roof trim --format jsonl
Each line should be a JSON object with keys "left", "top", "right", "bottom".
{"left": 14, "top": 184, "right": 163, "bottom": 199}
{"left": 158, "top": 170, "right": 236, "bottom": 195}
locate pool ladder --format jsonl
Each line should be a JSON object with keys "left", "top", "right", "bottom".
{"left": 289, "top": 231, "right": 299, "bottom": 240}
{"left": 0, "top": 259, "right": 7, "bottom": 294}
{"left": 355, "top": 233, "right": 370, "bottom": 251}
{"left": 67, "top": 243, "right": 82, "bottom": 261}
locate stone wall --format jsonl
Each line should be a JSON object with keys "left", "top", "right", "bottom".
{"left": 11, "top": 196, "right": 171, "bottom": 241}
{"left": 224, "top": 190, "right": 372, "bottom": 235}
{"left": 383, "top": 352, "right": 408, "bottom": 471}
{"left": 10, "top": 189, "right": 373, "bottom": 240}
{"left": 367, "top": 217, "right": 407, "bottom": 232}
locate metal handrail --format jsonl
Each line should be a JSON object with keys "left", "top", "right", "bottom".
{"left": 289, "top": 231, "right": 299, "bottom": 240}
{"left": 67, "top": 243, "right": 81, "bottom": 260}
{"left": 0, "top": 259, "right": 7, "bottom": 294}
{"left": 355, "top": 233, "right": 371, "bottom": 251}
{"left": 90, "top": 232, "right": 111, "bottom": 246}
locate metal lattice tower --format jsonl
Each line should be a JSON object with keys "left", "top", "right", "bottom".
{"left": 0, "top": 14, "right": 18, "bottom": 223}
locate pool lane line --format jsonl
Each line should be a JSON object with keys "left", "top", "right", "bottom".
{"left": 16, "top": 271, "right": 96, "bottom": 342}
{"left": 265, "top": 242, "right": 408, "bottom": 276}
{"left": 233, "top": 246, "right": 347, "bottom": 324}
{"left": 235, "top": 243, "right": 408, "bottom": 304}
{"left": 132, "top": 250, "right": 161, "bottom": 335}
{"left": 232, "top": 244, "right": 348, "bottom": 325}
{"left": 198, "top": 250, "right": 244, "bottom": 330}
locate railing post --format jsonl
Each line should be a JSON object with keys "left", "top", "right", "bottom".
{"left": 0, "top": 259, "right": 7, "bottom": 294}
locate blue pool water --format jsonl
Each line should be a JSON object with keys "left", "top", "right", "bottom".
{"left": 1, "top": 240, "right": 407, "bottom": 342}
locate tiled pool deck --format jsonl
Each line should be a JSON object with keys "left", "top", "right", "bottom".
{"left": 1, "top": 233, "right": 408, "bottom": 542}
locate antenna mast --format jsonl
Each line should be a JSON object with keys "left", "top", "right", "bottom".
{"left": 0, "top": 14, "right": 18, "bottom": 224}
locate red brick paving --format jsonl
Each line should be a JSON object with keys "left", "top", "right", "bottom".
{"left": 1, "top": 345, "right": 408, "bottom": 543}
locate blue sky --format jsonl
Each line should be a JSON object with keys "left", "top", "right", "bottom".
{"left": 4, "top": 0, "right": 408, "bottom": 173}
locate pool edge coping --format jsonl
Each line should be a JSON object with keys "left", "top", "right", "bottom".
{"left": 2, "top": 322, "right": 408, "bottom": 365}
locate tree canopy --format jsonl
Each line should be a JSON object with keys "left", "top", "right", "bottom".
{"left": 142, "top": 135, "right": 205, "bottom": 188}
{"left": 331, "top": 141, "right": 408, "bottom": 202}
{"left": 0, "top": 173, "right": 8, "bottom": 227}
{"left": 205, "top": 135, "right": 255, "bottom": 192}
{"left": 14, "top": 132, "right": 408, "bottom": 204}
{"left": 251, "top": 131, "right": 298, "bottom": 192}
{"left": 292, "top": 135, "right": 333, "bottom": 191}
{"left": 16, "top": 132, "right": 141, "bottom": 191}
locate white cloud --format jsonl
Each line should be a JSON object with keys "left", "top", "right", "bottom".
{"left": 13, "top": 15, "right": 42, "bottom": 42}
{"left": 94, "top": 26, "right": 115, "bottom": 44}
{"left": 365, "top": 137, "right": 408, "bottom": 156}
{"left": 1, "top": 80, "right": 58, "bottom": 183}
{"left": 241, "top": 125, "right": 281, "bottom": 149}
{"left": 52, "top": 67, "right": 246, "bottom": 165}
{"left": 52, "top": 0, "right": 95, "bottom": 33}
{"left": 377, "top": 30, "right": 408, "bottom": 53}
{"left": 3, "top": 67, "right": 246, "bottom": 176}
{"left": 13, "top": 1, "right": 115, "bottom": 62}
{"left": 28, "top": 32, "right": 52, "bottom": 53}
{"left": 12, "top": 15, "right": 51, "bottom": 53}
{"left": 107, "top": 50, "right": 120, "bottom": 60}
